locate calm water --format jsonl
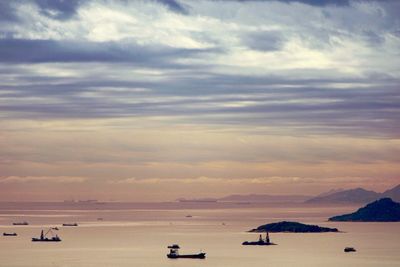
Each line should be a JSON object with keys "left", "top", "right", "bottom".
{"left": 0, "top": 203, "right": 399, "bottom": 267}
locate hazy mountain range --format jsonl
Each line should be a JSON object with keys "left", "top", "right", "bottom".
{"left": 306, "top": 184, "right": 400, "bottom": 204}
{"left": 218, "top": 194, "right": 310, "bottom": 203}
{"left": 178, "top": 184, "right": 400, "bottom": 204}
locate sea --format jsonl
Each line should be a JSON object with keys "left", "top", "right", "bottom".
{"left": 0, "top": 202, "right": 399, "bottom": 267}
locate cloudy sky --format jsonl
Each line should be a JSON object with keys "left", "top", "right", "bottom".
{"left": 0, "top": 0, "right": 399, "bottom": 201}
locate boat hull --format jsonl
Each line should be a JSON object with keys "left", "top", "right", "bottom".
{"left": 32, "top": 238, "right": 61, "bottom": 242}
{"left": 167, "top": 253, "right": 206, "bottom": 259}
{"left": 242, "top": 241, "right": 276, "bottom": 246}
{"left": 3, "top": 233, "right": 17, "bottom": 236}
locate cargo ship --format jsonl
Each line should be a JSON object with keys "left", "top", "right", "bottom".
{"left": 242, "top": 232, "right": 276, "bottom": 246}
{"left": 167, "top": 244, "right": 206, "bottom": 259}
{"left": 32, "top": 229, "right": 61, "bottom": 242}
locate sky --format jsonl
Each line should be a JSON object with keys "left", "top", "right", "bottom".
{"left": 0, "top": 0, "right": 399, "bottom": 202}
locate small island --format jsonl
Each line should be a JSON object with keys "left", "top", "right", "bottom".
{"left": 249, "top": 221, "right": 339, "bottom": 233}
{"left": 329, "top": 198, "right": 400, "bottom": 222}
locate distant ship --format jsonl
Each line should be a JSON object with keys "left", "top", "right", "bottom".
{"left": 62, "top": 223, "right": 78, "bottom": 226}
{"left": 32, "top": 229, "right": 61, "bottom": 242}
{"left": 12, "top": 221, "right": 28, "bottom": 225}
{"left": 167, "top": 244, "right": 206, "bottom": 259}
{"left": 242, "top": 232, "right": 276, "bottom": 246}
{"left": 344, "top": 247, "right": 356, "bottom": 252}
{"left": 177, "top": 198, "right": 217, "bottom": 203}
{"left": 3, "top": 232, "right": 17, "bottom": 236}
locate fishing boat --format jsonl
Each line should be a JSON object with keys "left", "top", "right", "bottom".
{"left": 344, "top": 247, "right": 356, "bottom": 252}
{"left": 12, "top": 221, "right": 28, "bottom": 225}
{"left": 3, "top": 232, "right": 17, "bottom": 236}
{"left": 32, "top": 229, "right": 61, "bottom": 242}
{"left": 167, "top": 244, "right": 206, "bottom": 259}
{"left": 62, "top": 223, "right": 78, "bottom": 226}
{"left": 242, "top": 232, "right": 276, "bottom": 246}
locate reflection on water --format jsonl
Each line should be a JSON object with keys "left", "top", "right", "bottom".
{"left": 0, "top": 203, "right": 399, "bottom": 267}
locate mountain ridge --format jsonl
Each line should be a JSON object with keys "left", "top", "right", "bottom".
{"left": 329, "top": 198, "right": 400, "bottom": 222}
{"left": 306, "top": 184, "right": 400, "bottom": 204}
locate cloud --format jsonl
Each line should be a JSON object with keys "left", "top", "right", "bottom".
{"left": 0, "top": 2, "right": 19, "bottom": 22}
{"left": 109, "top": 176, "right": 305, "bottom": 185}
{"left": 243, "top": 31, "right": 285, "bottom": 51}
{"left": 154, "top": 0, "right": 189, "bottom": 14}
{"left": 0, "top": 38, "right": 217, "bottom": 64}
{"left": 0, "top": 176, "right": 88, "bottom": 183}
{"left": 34, "top": 0, "right": 82, "bottom": 20}
{"left": 109, "top": 175, "right": 391, "bottom": 187}
{"left": 0, "top": 0, "right": 399, "bottom": 138}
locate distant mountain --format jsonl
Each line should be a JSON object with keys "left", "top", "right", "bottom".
{"left": 316, "top": 188, "right": 345, "bottom": 198}
{"left": 306, "top": 188, "right": 380, "bottom": 204}
{"left": 219, "top": 194, "right": 311, "bottom": 203}
{"left": 306, "top": 184, "right": 400, "bottom": 204}
{"left": 249, "top": 221, "right": 339, "bottom": 233}
{"left": 177, "top": 198, "right": 217, "bottom": 203}
{"left": 329, "top": 198, "right": 400, "bottom": 222}
{"left": 382, "top": 184, "right": 400, "bottom": 202}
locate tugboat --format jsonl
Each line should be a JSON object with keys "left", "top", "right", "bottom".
{"left": 242, "top": 232, "right": 276, "bottom": 246}
{"left": 12, "top": 221, "right": 28, "bottom": 225}
{"left": 3, "top": 232, "right": 17, "bottom": 236}
{"left": 32, "top": 229, "right": 61, "bottom": 242}
{"left": 62, "top": 223, "right": 78, "bottom": 226}
{"left": 344, "top": 247, "right": 356, "bottom": 252}
{"left": 167, "top": 244, "right": 206, "bottom": 259}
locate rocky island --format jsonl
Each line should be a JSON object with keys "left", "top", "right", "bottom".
{"left": 249, "top": 221, "right": 339, "bottom": 233}
{"left": 329, "top": 198, "right": 400, "bottom": 222}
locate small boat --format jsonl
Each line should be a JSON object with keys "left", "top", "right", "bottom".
{"left": 62, "top": 223, "right": 78, "bottom": 226}
{"left": 32, "top": 229, "right": 61, "bottom": 242}
{"left": 167, "top": 244, "right": 206, "bottom": 259}
{"left": 185, "top": 215, "right": 193, "bottom": 218}
{"left": 344, "top": 247, "right": 356, "bottom": 252}
{"left": 12, "top": 221, "right": 28, "bottom": 225}
{"left": 3, "top": 232, "right": 17, "bottom": 236}
{"left": 97, "top": 218, "right": 103, "bottom": 221}
{"left": 242, "top": 233, "right": 276, "bottom": 246}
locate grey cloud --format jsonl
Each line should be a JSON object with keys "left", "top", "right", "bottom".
{"left": 1, "top": 63, "right": 399, "bottom": 137}
{"left": 0, "top": 0, "right": 83, "bottom": 22}
{"left": 0, "top": 39, "right": 218, "bottom": 65}
{"left": 0, "top": 2, "right": 19, "bottom": 22}
{"left": 219, "top": 0, "right": 350, "bottom": 6}
{"left": 34, "top": 0, "right": 82, "bottom": 20}
{"left": 362, "top": 30, "right": 385, "bottom": 46}
{"left": 154, "top": 0, "right": 189, "bottom": 14}
{"left": 243, "top": 31, "right": 285, "bottom": 51}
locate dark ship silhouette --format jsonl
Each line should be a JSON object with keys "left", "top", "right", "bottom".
{"left": 167, "top": 244, "right": 206, "bottom": 259}
{"left": 3, "top": 232, "right": 17, "bottom": 236}
{"left": 13, "top": 221, "right": 28, "bottom": 225}
{"left": 344, "top": 247, "right": 356, "bottom": 252}
{"left": 32, "top": 229, "right": 61, "bottom": 242}
{"left": 62, "top": 223, "right": 78, "bottom": 226}
{"left": 242, "top": 232, "right": 276, "bottom": 246}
